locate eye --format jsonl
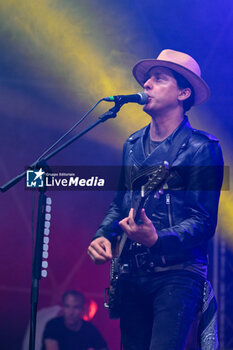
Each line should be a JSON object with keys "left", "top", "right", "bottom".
{"left": 155, "top": 74, "right": 162, "bottom": 81}
{"left": 143, "top": 75, "right": 150, "bottom": 84}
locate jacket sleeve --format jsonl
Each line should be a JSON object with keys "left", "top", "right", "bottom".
{"left": 92, "top": 142, "right": 128, "bottom": 242}
{"left": 150, "top": 139, "right": 224, "bottom": 256}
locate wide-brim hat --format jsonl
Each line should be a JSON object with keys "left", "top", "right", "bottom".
{"left": 132, "top": 49, "right": 210, "bottom": 105}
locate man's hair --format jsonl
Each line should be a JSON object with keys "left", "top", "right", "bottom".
{"left": 172, "top": 70, "right": 195, "bottom": 113}
{"left": 62, "top": 290, "right": 86, "bottom": 306}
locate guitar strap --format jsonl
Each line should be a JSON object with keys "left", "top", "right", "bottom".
{"left": 130, "top": 119, "right": 193, "bottom": 185}
{"left": 165, "top": 121, "right": 193, "bottom": 166}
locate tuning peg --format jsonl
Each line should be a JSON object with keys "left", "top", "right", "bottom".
{"left": 154, "top": 191, "right": 160, "bottom": 199}
{"left": 158, "top": 188, "right": 164, "bottom": 195}
{"left": 163, "top": 182, "right": 168, "bottom": 190}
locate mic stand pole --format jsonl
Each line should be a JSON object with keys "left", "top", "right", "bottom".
{"left": 30, "top": 185, "right": 47, "bottom": 350}
{"left": 0, "top": 101, "right": 123, "bottom": 350}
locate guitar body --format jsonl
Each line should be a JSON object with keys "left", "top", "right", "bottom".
{"left": 105, "top": 257, "right": 121, "bottom": 319}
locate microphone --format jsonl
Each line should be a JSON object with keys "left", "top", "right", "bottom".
{"left": 103, "top": 92, "right": 148, "bottom": 105}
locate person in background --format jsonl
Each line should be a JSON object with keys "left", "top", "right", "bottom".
{"left": 42, "top": 290, "right": 108, "bottom": 350}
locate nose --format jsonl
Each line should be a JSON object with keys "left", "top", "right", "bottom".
{"left": 143, "top": 77, "right": 152, "bottom": 90}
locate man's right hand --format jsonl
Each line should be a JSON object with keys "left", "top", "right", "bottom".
{"left": 87, "top": 237, "right": 112, "bottom": 265}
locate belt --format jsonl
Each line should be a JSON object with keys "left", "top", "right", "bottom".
{"left": 129, "top": 251, "right": 166, "bottom": 275}
{"left": 124, "top": 250, "right": 199, "bottom": 277}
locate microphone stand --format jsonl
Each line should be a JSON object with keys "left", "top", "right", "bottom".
{"left": 0, "top": 100, "right": 123, "bottom": 350}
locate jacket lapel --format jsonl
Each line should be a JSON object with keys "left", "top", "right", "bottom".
{"left": 131, "top": 117, "right": 192, "bottom": 167}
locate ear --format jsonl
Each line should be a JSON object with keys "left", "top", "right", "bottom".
{"left": 178, "top": 88, "right": 191, "bottom": 102}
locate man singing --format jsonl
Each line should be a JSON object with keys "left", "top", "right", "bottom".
{"left": 88, "top": 49, "right": 223, "bottom": 349}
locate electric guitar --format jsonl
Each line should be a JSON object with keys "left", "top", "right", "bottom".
{"left": 104, "top": 161, "right": 169, "bottom": 319}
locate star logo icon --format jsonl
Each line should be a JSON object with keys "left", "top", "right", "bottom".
{"left": 33, "top": 168, "right": 45, "bottom": 181}
{"left": 26, "top": 168, "right": 45, "bottom": 188}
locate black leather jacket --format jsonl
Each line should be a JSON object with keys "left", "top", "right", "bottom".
{"left": 94, "top": 118, "right": 224, "bottom": 267}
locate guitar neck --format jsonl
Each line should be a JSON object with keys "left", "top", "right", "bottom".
{"left": 132, "top": 189, "right": 147, "bottom": 224}
{"left": 118, "top": 194, "right": 146, "bottom": 257}
{"left": 116, "top": 162, "right": 169, "bottom": 259}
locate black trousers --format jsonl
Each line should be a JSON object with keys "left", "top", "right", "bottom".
{"left": 119, "top": 270, "right": 204, "bottom": 350}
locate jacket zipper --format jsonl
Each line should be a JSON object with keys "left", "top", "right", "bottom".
{"left": 166, "top": 193, "right": 173, "bottom": 227}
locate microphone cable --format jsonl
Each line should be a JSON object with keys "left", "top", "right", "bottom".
{"left": 36, "top": 98, "right": 105, "bottom": 163}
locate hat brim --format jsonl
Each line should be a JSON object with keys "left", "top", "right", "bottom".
{"left": 132, "top": 59, "right": 210, "bottom": 105}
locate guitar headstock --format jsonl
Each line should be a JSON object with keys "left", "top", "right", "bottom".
{"left": 132, "top": 161, "right": 169, "bottom": 223}
{"left": 140, "top": 161, "right": 169, "bottom": 198}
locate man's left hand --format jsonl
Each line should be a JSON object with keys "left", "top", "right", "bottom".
{"left": 119, "top": 208, "right": 158, "bottom": 247}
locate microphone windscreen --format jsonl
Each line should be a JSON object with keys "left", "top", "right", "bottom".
{"left": 137, "top": 92, "right": 148, "bottom": 105}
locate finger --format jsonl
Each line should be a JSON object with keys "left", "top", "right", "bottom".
{"left": 128, "top": 208, "right": 134, "bottom": 219}
{"left": 119, "top": 217, "right": 129, "bottom": 228}
{"left": 87, "top": 249, "right": 97, "bottom": 262}
{"left": 128, "top": 208, "right": 136, "bottom": 226}
{"left": 140, "top": 208, "right": 151, "bottom": 224}
{"left": 100, "top": 241, "right": 112, "bottom": 259}
{"left": 88, "top": 245, "right": 109, "bottom": 263}
{"left": 119, "top": 221, "right": 129, "bottom": 233}
{"left": 88, "top": 253, "right": 106, "bottom": 265}
{"left": 90, "top": 241, "right": 110, "bottom": 258}
{"left": 119, "top": 220, "right": 133, "bottom": 237}
{"left": 88, "top": 247, "right": 102, "bottom": 263}
{"left": 98, "top": 238, "right": 112, "bottom": 258}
